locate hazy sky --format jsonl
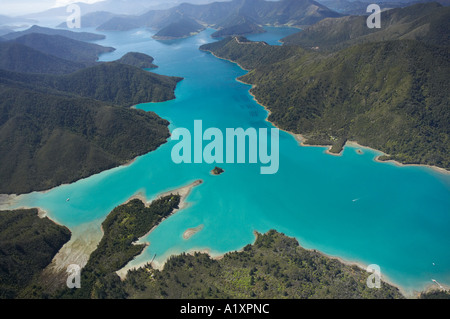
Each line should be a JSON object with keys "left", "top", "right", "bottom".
{"left": 0, "top": 0, "right": 105, "bottom": 16}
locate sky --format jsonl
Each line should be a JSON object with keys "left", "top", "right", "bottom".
{"left": 0, "top": 0, "right": 105, "bottom": 16}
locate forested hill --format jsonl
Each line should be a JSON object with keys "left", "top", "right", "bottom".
{"left": 153, "top": 16, "right": 205, "bottom": 40}
{"left": 0, "top": 209, "right": 71, "bottom": 299}
{"left": 0, "top": 42, "right": 86, "bottom": 74}
{"left": 211, "top": 15, "right": 265, "bottom": 38}
{"left": 97, "top": 0, "right": 341, "bottom": 38}
{"left": 0, "top": 32, "right": 115, "bottom": 75}
{"left": 281, "top": 2, "right": 450, "bottom": 50}
{"left": 200, "top": 3, "right": 450, "bottom": 170}
{"left": 8, "top": 33, "right": 114, "bottom": 63}
{"left": 1, "top": 63, "right": 182, "bottom": 107}
{"left": 116, "top": 52, "right": 158, "bottom": 69}
{"left": 0, "top": 62, "right": 182, "bottom": 194}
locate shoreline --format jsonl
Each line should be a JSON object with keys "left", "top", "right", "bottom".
{"left": 183, "top": 224, "right": 204, "bottom": 240}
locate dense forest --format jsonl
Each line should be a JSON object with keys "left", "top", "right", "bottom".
{"left": 10, "top": 199, "right": 404, "bottom": 299}
{"left": 1, "top": 63, "right": 182, "bottom": 106}
{"left": 200, "top": 3, "right": 450, "bottom": 169}
{"left": 4, "top": 200, "right": 448, "bottom": 299}
{"left": 0, "top": 209, "right": 71, "bottom": 298}
{"left": 0, "top": 62, "right": 183, "bottom": 194}
{"left": 211, "top": 15, "right": 265, "bottom": 38}
{"left": 96, "top": 0, "right": 341, "bottom": 37}
{"left": 2, "top": 25, "right": 106, "bottom": 42}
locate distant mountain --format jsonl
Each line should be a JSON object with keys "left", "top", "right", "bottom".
{"left": 2, "top": 25, "right": 105, "bottom": 42}
{"left": 153, "top": 16, "right": 205, "bottom": 40}
{"left": 0, "top": 63, "right": 183, "bottom": 194}
{"left": 97, "top": 0, "right": 341, "bottom": 38}
{"left": 0, "top": 209, "right": 71, "bottom": 299}
{"left": 0, "top": 42, "right": 86, "bottom": 74}
{"left": 57, "top": 11, "right": 118, "bottom": 29}
{"left": 0, "top": 15, "right": 36, "bottom": 26}
{"left": 116, "top": 52, "right": 158, "bottom": 69}
{"left": 22, "top": 0, "right": 161, "bottom": 18}
{"left": 1, "top": 63, "right": 182, "bottom": 107}
{"left": 0, "top": 28, "right": 13, "bottom": 37}
{"left": 8, "top": 33, "right": 114, "bottom": 63}
{"left": 316, "top": 0, "right": 449, "bottom": 14}
{"left": 282, "top": 2, "right": 450, "bottom": 50}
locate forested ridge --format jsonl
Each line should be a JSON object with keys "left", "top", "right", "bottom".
{"left": 55, "top": 196, "right": 181, "bottom": 299}
{"left": 200, "top": 2, "right": 450, "bottom": 169}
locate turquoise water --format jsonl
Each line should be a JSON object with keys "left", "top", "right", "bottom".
{"left": 8, "top": 27, "right": 450, "bottom": 294}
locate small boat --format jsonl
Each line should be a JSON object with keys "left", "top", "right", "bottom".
{"left": 66, "top": 198, "right": 70, "bottom": 202}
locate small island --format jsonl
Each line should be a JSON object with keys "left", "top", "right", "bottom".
{"left": 211, "top": 166, "right": 225, "bottom": 175}
{"left": 115, "top": 52, "right": 158, "bottom": 69}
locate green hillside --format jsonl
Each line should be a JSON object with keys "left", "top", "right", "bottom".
{"left": 1, "top": 63, "right": 182, "bottom": 106}
{"left": 2, "top": 25, "right": 105, "bottom": 42}
{"left": 0, "top": 209, "right": 71, "bottom": 299}
{"left": 201, "top": 33, "right": 450, "bottom": 169}
{"left": 282, "top": 2, "right": 450, "bottom": 50}
{"left": 0, "top": 42, "right": 86, "bottom": 74}
{"left": 56, "top": 196, "right": 181, "bottom": 299}
{"left": 0, "top": 86, "right": 170, "bottom": 194}
{"left": 0, "top": 62, "right": 183, "bottom": 194}
{"left": 153, "top": 16, "right": 205, "bottom": 40}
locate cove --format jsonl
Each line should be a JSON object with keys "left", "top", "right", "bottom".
{"left": 3, "top": 27, "right": 449, "bottom": 295}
